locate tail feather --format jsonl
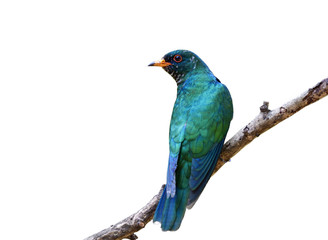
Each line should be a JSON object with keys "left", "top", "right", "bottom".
{"left": 153, "top": 186, "right": 167, "bottom": 223}
{"left": 171, "top": 188, "right": 189, "bottom": 230}
{"left": 153, "top": 186, "right": 189, "bottom": 231}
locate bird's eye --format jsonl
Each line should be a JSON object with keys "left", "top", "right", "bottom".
{"left": 173, "top": 54, "right": 182, "bottom": 63}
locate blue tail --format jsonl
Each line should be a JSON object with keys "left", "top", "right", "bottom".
{"left": 153, "top": 186, "right": 189, "bottom": 231}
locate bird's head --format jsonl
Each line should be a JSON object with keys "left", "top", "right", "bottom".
{"left": 149, "top": 50, "right": 210, "bottom": 84}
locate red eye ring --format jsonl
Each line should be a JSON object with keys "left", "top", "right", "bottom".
{"left": 173, "top": 54, "right": 183, "bottom": 63}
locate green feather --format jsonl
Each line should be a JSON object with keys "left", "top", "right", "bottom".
{"left": 151, "top": 50, "right": 233, "bottom": 231}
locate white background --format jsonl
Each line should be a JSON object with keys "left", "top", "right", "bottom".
{"left": 1, "top": 1, "right": 328, "bottom": 240}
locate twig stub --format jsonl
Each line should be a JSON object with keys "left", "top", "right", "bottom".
{"left": 260, "top": 101, "right": 270, "bottom": 113}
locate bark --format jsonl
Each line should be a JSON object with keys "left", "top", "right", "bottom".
{"left": 84, "top": 78, "right": 328, "bottom": 240}
{"left": 84, "top": 186, "right": 165, "bottom": 240}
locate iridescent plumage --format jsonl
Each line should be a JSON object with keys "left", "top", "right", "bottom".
{"left": 149, "top": 50, "right": 233, "bottom": 231}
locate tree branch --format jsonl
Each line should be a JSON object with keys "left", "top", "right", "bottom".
{"left": 84, "top": 185, "right": 165, "bottom": 240}
{"left": 84, "top": 78, "right": 328, "bottom": 240}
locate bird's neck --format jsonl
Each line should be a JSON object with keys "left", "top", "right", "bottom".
{"left": 176, "top": 69, "right": 215, "bottom": 94}
{"left": 177, "top": 66, "right": 211, "bottom": 83}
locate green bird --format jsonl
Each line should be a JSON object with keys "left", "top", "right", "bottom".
{"left": 149, "top": 50, "right": 233, "bottom": 231}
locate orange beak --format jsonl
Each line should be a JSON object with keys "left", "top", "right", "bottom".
{"left": 148, "top": 59, "right": 172, "bottom": 67}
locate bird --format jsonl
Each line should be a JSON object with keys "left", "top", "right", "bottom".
{"left": 148, "top": 50, "right": 233, "bottom": 231}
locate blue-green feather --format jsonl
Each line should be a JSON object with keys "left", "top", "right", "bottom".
{"left": 188, "top": 138, "right": 225, "bottom": 208}
{"left": 151, "top": 50, "right": 233, "bottom": 231}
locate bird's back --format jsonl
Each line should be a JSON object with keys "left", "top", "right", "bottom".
{"left": 169, "top": 74, "right": 233, "bottom": 159}
{"left": 166, "top": 74, "right": 233, "bottom": 219}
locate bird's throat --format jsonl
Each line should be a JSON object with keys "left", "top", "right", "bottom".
{"left": 163, "top": 66, "right": 186, "bottom": 85}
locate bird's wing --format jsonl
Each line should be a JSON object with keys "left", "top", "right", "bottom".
{"left": 167, "top": 82, "right": 233, "bottom": 208}
{"left": 166, "top": 151, "right": 179, "bottom": 198}
{"left": 187, "top": 138, "right": 225, "bottom": 208}
{"left": 187, "top": 84, "right": 233, "bottom": 208}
